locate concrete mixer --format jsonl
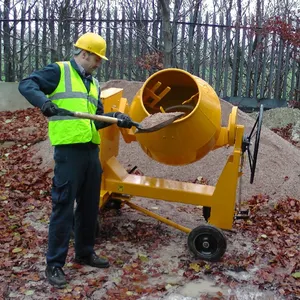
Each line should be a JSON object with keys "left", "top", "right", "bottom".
{"left": 97, "top": 68, "right": 263, "bottom": 262}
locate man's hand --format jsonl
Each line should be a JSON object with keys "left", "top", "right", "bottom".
{"left": 115, "top": 113, "right": 133, "bottom": 129}
{"left": 41, "top": 101, "right": 59, "bottom": 117}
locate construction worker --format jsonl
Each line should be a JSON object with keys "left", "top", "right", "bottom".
{"left": 18, "top": 32, "right": 133, "bottom": 288}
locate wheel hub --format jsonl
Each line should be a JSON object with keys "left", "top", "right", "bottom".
{"left": 195, "top": 234, "right": 217, "bottom": 253}
{"left": 202, "top": 241, "right": 210, "bottom": 248}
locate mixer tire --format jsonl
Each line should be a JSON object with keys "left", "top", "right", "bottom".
{"left": 187, "top": 225, "right": 227, "bottom": 261}
{"left": 203, "top": 206, "right": 211, "bottom": 222}
{"left": 104, "top": 198, "right": 122, "bottom": 210}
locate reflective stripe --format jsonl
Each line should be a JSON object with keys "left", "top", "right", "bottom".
{"left": 49, "top": 92, "right": 87, "bottom": 100}
{"left": 48, "top": 93, "right": 98, "bottom": 107}
{"left": 63, "top": 62, "right": 72, "bottom": 93}
{"left": 87, "top": 95, "right": 98, "bottom": 107}
{"left": 48, "top": 63, "right": 98, "bottom": 107}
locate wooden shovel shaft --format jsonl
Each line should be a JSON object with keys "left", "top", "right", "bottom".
{"left": 57, "top": 108, "right": 184, "bottom": 133}
{"left": 72, "top": 111, "right": 141, "bottom": 129}
{"left": 73, "top": 111, "right": 119, "bottom": 124}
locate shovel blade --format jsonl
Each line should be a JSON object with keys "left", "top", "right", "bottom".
{"left": 135, "top": 112, "right": 185, "bottom": 133}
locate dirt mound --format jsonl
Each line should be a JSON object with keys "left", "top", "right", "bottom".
{"left": 31, "top": 80, "right": 300, "bottom": 203}
{"left": 249, "top": 107, "right": 300, "bottom": 129}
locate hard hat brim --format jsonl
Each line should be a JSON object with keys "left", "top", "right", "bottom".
{"left": 73, "top": 44, "right": 109, "bottom": 61}
{"left": 100, "top": 55, "right": 109, "bottom": 61}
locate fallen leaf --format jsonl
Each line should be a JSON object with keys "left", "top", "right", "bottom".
{"left": 190, "top": 262, "right": 201, "bottom": 272}
{"left": 24, "top": 290, "right": 34, "bottom": 296}
{"left": 115, "top": 259, "right": 124, "bottom": 265}
{"left": 12, "top": 248, "right": 22, "bottom": 253}
{"left": 138, "top": 254, "right": 149, "bottom": 262}
{"left": 292, "top": 272, "right": 300, "bottom": 279}
{"left": 28, "top": 273, "right": 40, "bottom": 281}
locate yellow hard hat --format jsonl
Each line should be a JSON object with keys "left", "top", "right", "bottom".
{"left": 74, "top": 32, "right": 108, "bottom": 60}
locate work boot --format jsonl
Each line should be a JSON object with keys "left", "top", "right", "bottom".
{"left": 74, "top": 253, "right": 110, "bottom": 268}
{"left": 45, "top": 265, "right": 67, "bottom": 288}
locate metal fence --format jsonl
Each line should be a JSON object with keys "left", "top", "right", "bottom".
{"left": 0, "top": 6, "right": 299, "bottom": 103}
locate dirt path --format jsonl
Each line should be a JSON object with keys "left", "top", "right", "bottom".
{"left": 1, "top": 80, "right": 299, "bottom": 299}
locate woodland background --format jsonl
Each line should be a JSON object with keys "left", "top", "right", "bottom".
{"left": 0, "top": 0, "right": 299, "bottom": 103}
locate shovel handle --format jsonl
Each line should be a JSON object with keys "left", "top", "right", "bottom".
{"left": 57, "top": 108, "right": 141, "bottom": 128}
{"left": 73, "top": 112, "right": 141, "bottom": 128}
{"left": 73, "top": 111, "right": 119, "bottom": 124}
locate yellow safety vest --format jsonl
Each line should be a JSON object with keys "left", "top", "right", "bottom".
{"left": 48, "top": 61, "right": 101, "bottom": 146}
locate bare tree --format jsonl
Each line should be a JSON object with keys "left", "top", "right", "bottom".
{"left": 157, "top": 0, "right": 203, "bottom": 68}
{"left": 158, "top": 0, "right": 172, "bottom": 67}
{"left": 3, "top": 0, "right": 13, "bottom": 81}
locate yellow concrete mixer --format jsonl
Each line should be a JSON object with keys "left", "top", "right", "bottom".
{"left": 97, "top": 68, "right": 263, "bottom": 262}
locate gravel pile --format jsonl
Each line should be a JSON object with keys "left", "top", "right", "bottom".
{"left": 31, "top": 80, "right": 300, "bottom": 204}
{"left": 249, "top": 107, "right": 300, "bottom": 129}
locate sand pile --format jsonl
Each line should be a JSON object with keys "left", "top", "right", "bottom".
{"left": 31, "top": 80, "right": 300, "bottom": 203}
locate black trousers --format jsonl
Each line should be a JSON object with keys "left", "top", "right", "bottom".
{"left": 46, "top": 143, "right": 102, "bottom": 267}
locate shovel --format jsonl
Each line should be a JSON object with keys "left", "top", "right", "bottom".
{"left": 56, "top": 108, "right": 184, "bottom": 133}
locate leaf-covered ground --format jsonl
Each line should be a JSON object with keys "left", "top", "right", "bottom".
{"left": 0, "top": 108, "right": 299, "bottom": 300}
{"left": 272, "top": 124, "right": 300, "bottom": 148}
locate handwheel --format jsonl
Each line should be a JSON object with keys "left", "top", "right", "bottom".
{"left": 187, "top": 225, "right": 227, "bottom": 261}
{"left": 242, "top": 104, "right": 264, "bottom": 183}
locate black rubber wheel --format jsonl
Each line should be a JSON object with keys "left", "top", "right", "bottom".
{"left": 187, "top": 225, "right": 227, "bottom": 261}
{"left": 104, "top": 198, "right": 123, "bottom": 210}
{"left": 203, "top": 206, "right": 211, "bottom": 222}
{"left": 242, "top": 104, "right": 264, "bottom": 184}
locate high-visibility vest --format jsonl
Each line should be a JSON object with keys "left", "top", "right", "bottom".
{"left": 48, "top": 61, "right": 101, "bottom": 146}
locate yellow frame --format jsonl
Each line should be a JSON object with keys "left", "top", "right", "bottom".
{"left": 98, "top": 88, "right": 244, "bottom": 232}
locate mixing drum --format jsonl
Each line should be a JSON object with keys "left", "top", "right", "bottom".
{"left": 129, "top": 68, "right": 222, "bottom": 165}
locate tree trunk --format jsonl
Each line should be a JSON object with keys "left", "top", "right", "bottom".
{"left": 234, "top": 0, "right": 242, "bottom": 96}
{"left": 158, "top": 0, "right": 172, "bottom": 68}
{"left": 3, "top": 0, "right": 13, "bottom": 81}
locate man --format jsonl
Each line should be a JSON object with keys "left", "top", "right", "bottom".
{"left": 18, "top": 32, "right": 133, "bottom": 288}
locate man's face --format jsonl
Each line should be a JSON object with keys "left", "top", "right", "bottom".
{"left": 82, "top": 51, "right": 102, "bottom": 74}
